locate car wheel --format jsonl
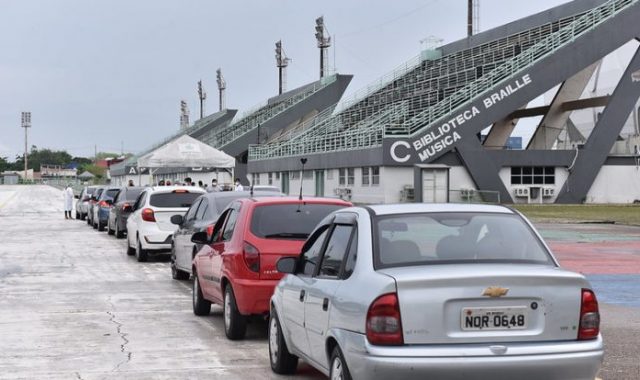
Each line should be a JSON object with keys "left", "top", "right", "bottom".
{"left": 93, "top": 220, "right": 98, "bottom": 230}
{"left": 135, "top": 237, "right": 148, "bottom": 262}
{"left": 126, "top": 235, "right": 135, "bottom": 256}
{"left": 107, "top": 221, "right": 114, "bottom": 235}
{"left": 171, "top": 246, "right": 190, "bottom": 280}
{"left": 223, "top": 285, "right": 247, "bottom": 340}
{"left": 75, "top": 212, "right": 80, "bottom": 220}
{"left": 329, "top": 346, "right": 352, "bottom": 380}
{"left": 98, "top": 221, "right": 105, "bottom": 232}
{"left": 269, "top": 310, "right": 298, "bottom": 374}
{"left": 192, "top": 273, "right": 211, "bottom": 316}
{"left": 81, "top": 213, "right": 86, "bottom": 221}
{"left": 115, "top": 222, "right": 124, "bottom": 239}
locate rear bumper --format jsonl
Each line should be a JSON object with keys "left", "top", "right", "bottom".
{"left": 232, "top": 278, "right": 279, "bottom": 316}
{"left": 97, "top": 208, "right": 110, "bottom": 222}
{"left": 339, "top": 332, "right": 603, "bottom": 380}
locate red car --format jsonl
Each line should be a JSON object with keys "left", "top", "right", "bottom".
{"left": 191, "top": 196, "right": 351, "bottom": 340}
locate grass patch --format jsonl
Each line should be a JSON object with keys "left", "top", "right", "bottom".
{"left": 511, "top": 204, "right": 640, "bottom": 226}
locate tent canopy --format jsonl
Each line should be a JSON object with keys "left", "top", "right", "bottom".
{"left": 136, "top": 135, "right": 235, "bottom": 169}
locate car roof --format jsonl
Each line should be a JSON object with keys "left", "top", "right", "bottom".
{"left": 365, "top": 203, "right": 514, "bottom": 216}
{"left": 145, "top": 185, "right": 206, "bottom": 194}
{"left": 238, "top": 196, "right": 352, "bottom": 206}
{"left": 203, "top": 190, "right": 283, "bottom": 201}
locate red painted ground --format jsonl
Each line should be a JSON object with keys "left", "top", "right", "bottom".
{"left": 550, "top": 241, "right": 640, "bottom": 274}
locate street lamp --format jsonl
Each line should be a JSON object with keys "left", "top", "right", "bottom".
{"left": 315, "top": 17, "right": 331, "bottom": 78}
{"left": 299, "top": 157, "right": 307, "bottom": 201}
{"left": 21, "top": 112, "right": 31, "bottom": 179}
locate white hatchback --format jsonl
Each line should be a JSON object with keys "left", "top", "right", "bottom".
{"left": 126, "top": 186, "right": 205, "bottom": 262}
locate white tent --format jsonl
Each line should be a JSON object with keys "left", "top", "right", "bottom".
{"left": 137, "top": 135, "right": 235, "bottom": 169}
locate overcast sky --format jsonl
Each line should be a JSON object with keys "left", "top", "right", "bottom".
{"left": 0, "top": 0, "right": 568, "bottom": 160}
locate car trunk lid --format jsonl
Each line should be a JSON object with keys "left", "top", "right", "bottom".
{"left": 378, "top": 264, "right": 589, "bottom": 345}
{"left": 153, "top": 208, "right": 188, "bottom": 232}
{"left": 250, "top": 238, "right": 305, "bottom": 280}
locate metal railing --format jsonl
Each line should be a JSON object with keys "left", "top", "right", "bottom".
{"left": 200, "top": 75, "right": 337, "bottom": 148}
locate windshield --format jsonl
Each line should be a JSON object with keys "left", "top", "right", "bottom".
{"left": 103, "top": 189, "right": 119, "bottom": 200}
{"left": 374, "top": 212, "right": 554, "bottom": 268}
{"left": 251, "top": 203, "right": 345, "bottom": 240}
{"left": 149, "top": 192, "right": 201, "bottom": 208}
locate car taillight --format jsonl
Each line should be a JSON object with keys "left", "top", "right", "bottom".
{"left": 243, "top": 242, "right": 260, "bottom": 273}
{"left": 206, "top": 224, "right": 215, "bottom": 241}
{"left": 141, "top": 208, "right": 156, "bottom": 222}
{"left": 578, "top": 288, "right": 600, "bottom": 340}
{"left": 122, "top": 203, "right": 130, "bottom": 211}
{"left": 366, "top": 293, "right": 403, "bottom": 346}
{"left": 99, "top": 201, "right": 109, "bottom": 208}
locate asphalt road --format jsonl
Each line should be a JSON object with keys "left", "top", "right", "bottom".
{"left": 0, "top": 185, "right": 638, "bottom": 379}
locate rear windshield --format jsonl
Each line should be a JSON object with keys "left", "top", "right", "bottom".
{"left": 125, "top": 188, "right": 143, "bottom": 200}
{"left": 150, "top": 192, "right": 201, "bottom": 208}
{"left": 374, "top": 212, "right": 554, "bottom": 269}
{"left": 86, "top": 187, "right": 97, "bottom": 195}
{"left": 250, "top": 203, "right": 345, "bottom": 240}
{"left": 104, "top": 189, "right": 119, "bottom": 200}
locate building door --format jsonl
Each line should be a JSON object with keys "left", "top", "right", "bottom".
{"left": 422, "top": 168, "right": 449, "bottom": 203}
{"left": 281, "top": 172, "right": 289, "bottom": 195}
{"left": 314, "top": 170, "right": 324, "bottom": 197}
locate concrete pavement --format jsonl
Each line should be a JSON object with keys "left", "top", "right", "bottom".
{"left": 0, "top": 186, "right": 322, "bottom": 379}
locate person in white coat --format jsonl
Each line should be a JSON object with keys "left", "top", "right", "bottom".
{"left": 63, "top": 184, "right": 74, "bottom": 219}
{"left": 234, "top": 178, "right": 244, "bottom": 192}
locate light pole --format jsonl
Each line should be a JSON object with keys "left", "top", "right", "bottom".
{"left": 21, "top": 112, "right": 31, "bottom": 179}
{"left": 315, "top": 17, "right": 331, "bottom": 79}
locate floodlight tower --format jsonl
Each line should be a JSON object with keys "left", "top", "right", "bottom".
{"left": 275, "top": 40, "right": 292, "bottom": 95}
{"left": 180, "top": 100, "right": 190, "bottom": 129}
{"left": 315, "top": 16, "right": 331, "bottom": 79}
{"left": 216, "top": 68, "right": 226, "bottom": 111}
{"left": 21, "top": 112, "right": 31, "bottom": 178}
{"left": 468, "top": 0, "right": 480, "bottom": 37}
{"left": 197, "top": 80, "right": 207, "bottom": 119}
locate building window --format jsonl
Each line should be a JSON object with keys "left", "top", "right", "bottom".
{"left": 252, "top": 173, "right": 261, "bottom": 185}
{"left": 268, "top": 172, "right": 273, "bottom": 185}
{"left": 362, "top": 167, "right": 370, "bottom": 186}
{"left": 372, "top": 166, "right": 380, "bottom": 185}
{"left": 339, "top": 168, "right": 345, "bottom": 185}
{"left": 326, "top": 169, "right": 334, "bottom": 180}
{"left": 276, "top": 172, "right": 280, "bottom": 180}
{"left": 303, "top": 170, "right": 313, "bottom": 179}
{"left": 511, "top": 166, "right": 554, "bottom": 185}
{"left": 347, "top": 168, "right": 355, "bottom": 186}
{"left": 291, "top": 171, "right": 300, "bottom": 180}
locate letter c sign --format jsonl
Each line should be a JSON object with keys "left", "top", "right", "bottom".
{"left": 390, "top": 141, "right": 411, "bottom": 163}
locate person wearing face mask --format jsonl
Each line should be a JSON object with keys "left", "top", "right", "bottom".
{"left": 208, "top": 178, "right": 221, "bottom": 192}
{"left": 234, "top": 178, "right": 244, "bottom": 191}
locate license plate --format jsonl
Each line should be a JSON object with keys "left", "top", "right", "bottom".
{"left": 461, "top": 307, "right": 528, "bottom": 331}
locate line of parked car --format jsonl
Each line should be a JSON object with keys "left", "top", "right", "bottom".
{"left": 74, "top": 185, "right": 604, "bottom": 380}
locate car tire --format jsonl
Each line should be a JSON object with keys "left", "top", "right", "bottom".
{"left": 223, "top": 285, "right": 247, "bottom": 340}
{"left": 171, "top": 247, "right": 190, "bottom": 280}
{"left": 135, "top": 237, "right": 148, "bottom": 262}
{"left": 93, "top": 221, "right": 98, "bottom": 230}
{"left": 81, "top": 213, "right": 86, "bottom": 221}
{"left": 269, "top": 310, "right": 298, "bottom": 374}
{"left": 192, "top": 273, "right": 211, "bottom": 316}
{"left": 75, "top": 212, "right": 80, "bottom": 220}
{"left": 329, "top": 346, "right": 352, "bottom": 380}
{"left": 107, "top": 221, "right": 115, "bottom": 235}
{"left": 126, "top": 235, "right": 136, "bottom": 256}
{"left": 98, "top": 221, "right": 105, "bottom": 232}
{"left": 115, "top": 222, "right": 124, "bottom": 239}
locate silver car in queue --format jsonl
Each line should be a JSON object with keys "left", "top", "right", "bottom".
{"left": 268, "top": 203, "right": 603, "bottom": 380}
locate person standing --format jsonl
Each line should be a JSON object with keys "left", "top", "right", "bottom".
{"left": 208, "top": 178, "right": 221, "bottom": 192}
{"left": 63, "top": 184, "right": 74, "bottom": 219}
{"left": 128, "top": 179, "right": 135, "bottom": 187}
{"left": 234, "top": 178, "right": 244, "bottom": 192}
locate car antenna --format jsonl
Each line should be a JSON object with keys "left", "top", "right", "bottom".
{"left": 298, "top": 158, "right": 307, "bottom": 201}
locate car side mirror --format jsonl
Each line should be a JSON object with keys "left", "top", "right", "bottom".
{"left": 74, "top": 194, "right": 80, "bottom": 199}
{"left": 191, "top": 231, "right": 209, "bottom": 245}
{"left": 276, "top": 256, "right": 298, "bottom": 274}
{"left": 171, "top": 214, "right": 184, "bottom": 225}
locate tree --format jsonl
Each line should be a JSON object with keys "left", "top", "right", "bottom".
{"left": 0, "top": 156, "right": 10, "bottom": 172}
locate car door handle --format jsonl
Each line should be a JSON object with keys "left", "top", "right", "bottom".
{"left": 299, "top": 290, "right": 305, "bottom": 302}
{"left": 322, "top": 298, "right": 329, "bottom": 311}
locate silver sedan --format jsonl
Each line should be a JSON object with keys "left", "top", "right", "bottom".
{"left": 269, "top": 203, "right": 603, "bottom": 380}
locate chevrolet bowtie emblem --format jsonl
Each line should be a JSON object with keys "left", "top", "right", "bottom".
{"left": 482, "top": 286, "right": 509, "bottom": 297}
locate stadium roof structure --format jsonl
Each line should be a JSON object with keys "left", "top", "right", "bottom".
{"left": 249, "top": 0, "right": 640, "bottom": 204}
